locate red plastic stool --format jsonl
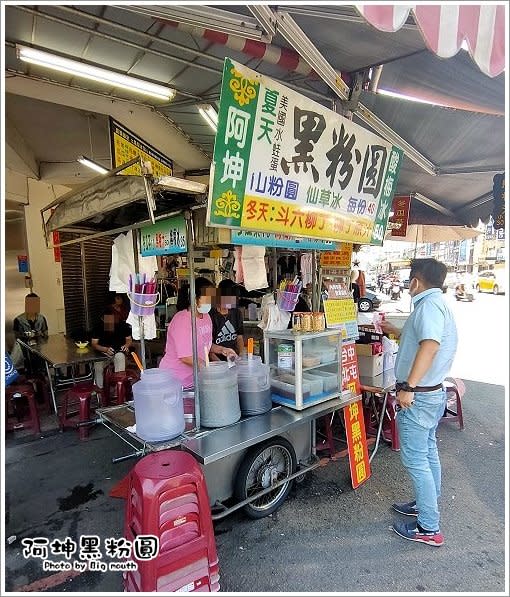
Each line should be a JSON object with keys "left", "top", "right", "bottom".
{"left": 124, "top": 451, "right": 219, "bottom": 592}
{"left": 5, "top": 383, "right": 41, "bottom": 436}
{"left": 440, "top": 378, "right": 465, "bottom": 430}
{"left": 103, "top": 368, "right": 140, "bottom": 406}
{"left": 60, "top": 382, "right": 101, "bottom": 440}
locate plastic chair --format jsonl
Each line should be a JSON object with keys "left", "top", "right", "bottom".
{"left": 5, "top": 383, "right": 41, "bottom": 436}
{"left": 102, "top": 367, "right": 140, "bottom": 406}
{"left": 60, "top": 381, "right": 102, "bottom": 440}
{"left": 440, "top": 378, "right": 465, "bottom": 430}
{"left": 124, "top": 451, "right": 219, "bottom": 592}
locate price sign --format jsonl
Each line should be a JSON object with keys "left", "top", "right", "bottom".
{"left": 323, "top": 298, "right": 357, "bottom": 329}
{"left": 320, "top": 243, "right": 353, "bottom": 268}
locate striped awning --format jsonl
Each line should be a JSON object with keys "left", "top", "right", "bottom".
{"left": 357, "top": 4, "right": 505, "bottom": 78}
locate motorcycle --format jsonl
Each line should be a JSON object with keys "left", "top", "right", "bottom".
{"left": 455, "top": 284, "right": 474, "bottom": 302}
{"left": 390, "top": 283, "right": 401, "bottom": 301}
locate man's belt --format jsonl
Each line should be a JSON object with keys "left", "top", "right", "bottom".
{"left": 395, "top": 382, "right": 443, "bottom": 393}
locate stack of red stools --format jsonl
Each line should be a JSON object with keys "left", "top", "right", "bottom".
{"left": 124, "top": 451, "right": 220, "bottom": 592}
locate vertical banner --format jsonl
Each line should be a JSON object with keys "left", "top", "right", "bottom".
{"left": 343, "top": 399, "right": 371, "bottom": 488}
{"left": 207, "top": 58, "right": 404, "bottom": 246}
{"left": 389, "top": 195, "right": 411, "bottom": 237}
{"left": 341, "top": 340, "right": 361, "bottom": 395}
{"left": 52, "top": 231, "right": 61, "bottom": 262}
{"left": 492, "top": 173, "right": 505, "bottom": 230}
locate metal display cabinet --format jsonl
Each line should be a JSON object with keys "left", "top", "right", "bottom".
{"left": 264, "top": 329, "right": 342, "bottom": 411}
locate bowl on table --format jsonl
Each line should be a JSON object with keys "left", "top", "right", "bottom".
{"left": 75, "top": 341, "right": 89, "bottom": 349}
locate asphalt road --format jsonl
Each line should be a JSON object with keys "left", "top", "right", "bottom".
{"left": 3, "top": 291, "right": 507, "bottom": 593}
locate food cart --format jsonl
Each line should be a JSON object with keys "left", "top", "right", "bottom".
{"left": 41, "top": 158, "right": 361, "bottom": 520}
{"left": 42, "top": 58, "right": 403, "bottom": 520}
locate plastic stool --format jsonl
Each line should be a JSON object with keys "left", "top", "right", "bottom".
{"left": 440, "top": 378, "right": 465, "bottom": 430}
{"left": 60, "top": 382, "right": 101, "bottom": 440}
{"left": 5, "top": 383, "right": 41, "bottom": 436}
{"left": 124, "top": 451, "right": 219, "bottom": 592}
{"left": 103, "top": 368, "right": 140, "bottom": 406}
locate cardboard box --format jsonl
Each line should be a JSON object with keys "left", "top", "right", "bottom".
{"left": 355, "top": 343, "right": 382, "bottom": 357}
{"left": 356, "top": 353, "right": 384, "bottom": 377}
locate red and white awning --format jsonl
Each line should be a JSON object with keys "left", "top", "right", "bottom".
{"left": 357, "top": 4, "right": 505, "bottom": 78}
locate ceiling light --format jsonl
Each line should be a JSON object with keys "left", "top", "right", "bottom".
{"left": 77, "top": 155, "right": 109, "bottom": 175}
{"left": 198, "top": 104, "right": 218, "bottom": 132}
{"left": 377, "top": 88, "right": 446, "bottom": 107}
{"left": 17, "top": 45, "right": 175, "bottom": 101}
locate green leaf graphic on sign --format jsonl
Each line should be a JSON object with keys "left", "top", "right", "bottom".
{"left": 209, "top": 59, "right": 260, "bottom": 227}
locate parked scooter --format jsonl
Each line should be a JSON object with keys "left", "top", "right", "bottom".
{"left": 455, "top": 284, "right": 474, "bottom": 302}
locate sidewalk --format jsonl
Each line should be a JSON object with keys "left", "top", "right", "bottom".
{"left": 3, "top": 379, "right": 505, "bottom": 593}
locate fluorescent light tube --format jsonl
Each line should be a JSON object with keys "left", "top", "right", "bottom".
{"left": 77, "top": 156, "right": 109, "bottom": 175}
{"left": 17, "top": 45, "right": 175, "bottom": 101}
{"left": 198, "top": 104, "right": 218, "bottom": 132}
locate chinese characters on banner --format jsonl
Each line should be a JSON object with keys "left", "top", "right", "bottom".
{"left": 389, "top": 195, "right": 411, "bottom": 237}
{"left": 207, "top": 59, "right": 404, "bottom": 245}
{"left": 492, "top": 173, "right": 505, "bottom": 230}
{"left": 343, "top": 399, "right": 371, "bottom": 488}
{"left": 140, "top": 215, "right": 187, "bottom": 256}
{"left": 109, "top": 118, "right": 173, "bottom": 177}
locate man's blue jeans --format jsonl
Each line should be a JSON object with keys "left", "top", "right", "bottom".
{"left": 396, "top": 389, "right": 447, "bottom": 531}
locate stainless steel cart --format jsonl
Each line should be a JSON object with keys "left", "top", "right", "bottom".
{"left": 96, "top": 392, "right": 359, "bottom": 520}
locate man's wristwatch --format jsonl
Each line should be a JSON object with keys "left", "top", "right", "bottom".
{"left": 396, "top": 381, "right": 416, "bottom": 392}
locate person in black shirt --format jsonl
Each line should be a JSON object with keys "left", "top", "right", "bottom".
{"left": 210, "top": 279, "right": 244, "bottom": 359}
{"left": 91, "top": 309, "right": 133, "bottom": 388}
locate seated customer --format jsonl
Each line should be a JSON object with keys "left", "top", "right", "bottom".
{"left": 159, "top": 277, "right": 236, "bottom": 389}
{"left": 210, "top": 279, "right": 244, "bottom": 360}
{"left": 11, "top": 293, "right": 49, "bottom": 372}
{"left": 91, "top": 309, "right": 133, "bottom": 388}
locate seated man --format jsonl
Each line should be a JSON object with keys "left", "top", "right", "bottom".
{"left": 91, "top": 310, "right": 133, "bottom": 389}
{"left": 11, "top": 293, "right": 49, "bottom": 373}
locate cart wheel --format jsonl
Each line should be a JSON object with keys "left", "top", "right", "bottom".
{"left": 234, "top": 437, "right": 297, "bottom": 519}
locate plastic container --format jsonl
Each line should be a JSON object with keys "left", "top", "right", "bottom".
{"left": 198, "top": 362, "right": 240, "bottom": 428}
{"left": 128, "top": 292, "right": 159, "bottom": 316}
{"left": 276, "top": 290, "right": 300, "bottom": 311}
{"left": 236, "top": 356, "right": 272, "bottom": 416}
{"left": 304, "top": 369, "right": 339, "bottom": 393}
{"left": 133, "top": 368, "right": 184, "bottom": 442}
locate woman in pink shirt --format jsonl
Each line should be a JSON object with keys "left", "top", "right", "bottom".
{"left": 159, "top": 277, "right": 236, "bottom": 389}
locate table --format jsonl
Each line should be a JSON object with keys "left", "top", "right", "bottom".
{"left": 359, "top": 369, "right": 397, "bottom": 462}
{"left": 16, "top": 334, "right": 109, "bottom": 414}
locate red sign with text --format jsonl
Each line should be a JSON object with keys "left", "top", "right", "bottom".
{"left": 341, "top": 340, "right": 361, "bottom": 395}
{"left": 53, "top": 231, "right": 61, "bottom": 262}
{"left": 343, "top": 399, "right": 371, "bottom": 488}
{"left": 389, "top": 195, "right": 411, "bottom": 237}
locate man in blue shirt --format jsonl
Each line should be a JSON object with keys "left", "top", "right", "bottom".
{"left": 381, "top": 258, "right": 458, "bottom": 547}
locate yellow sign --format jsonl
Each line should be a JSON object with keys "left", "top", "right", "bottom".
{"left": 320, "top": 244, "right": 353, "bottom": 268}
{"left": 240, "top": 195, "right": 374, "bottom": 244}
{"left": 323, "top": 299, "right": 357, "bottom": 329}
{"left": 110, "top": 118, "right": 173, "bottom": 177}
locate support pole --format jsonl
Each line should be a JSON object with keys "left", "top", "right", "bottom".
{"left": 311, "top": 250, "right": 318, "bottom": 311}
{"left": 132, "top": 230, "right": 146, "bottom": 369}
{"left": 184, "top": 211, "right": 200, "bottom": 430}
{"left": 272, "top": 248, "right": 278, "bottom": 290}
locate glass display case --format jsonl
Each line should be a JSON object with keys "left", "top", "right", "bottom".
{"left": 263, "top": 329, "right": 342, "bottom": 410}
